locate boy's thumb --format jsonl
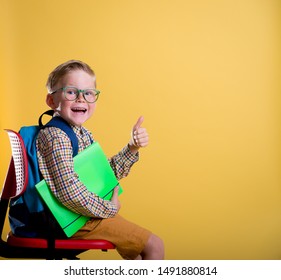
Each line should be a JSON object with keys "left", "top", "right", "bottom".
{"left": 133, "top": 116, "right": 144, "bottom": 131}
{"left": 112, "top": 186, "right": 119, "bottom": 196}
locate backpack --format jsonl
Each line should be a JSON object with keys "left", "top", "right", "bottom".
{"left": 8, "top": 110, "right": 79, "bottom": 238}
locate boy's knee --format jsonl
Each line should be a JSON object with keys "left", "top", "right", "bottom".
{"left": 143, "top": 233, "right": 165, "bottom": 259}
{"left": 150, "top": 234, "right": 164, "bottom": 249}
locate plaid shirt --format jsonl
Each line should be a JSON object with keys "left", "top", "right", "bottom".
{"left": 36, "top": 123, "right": 139, "bottom": 218}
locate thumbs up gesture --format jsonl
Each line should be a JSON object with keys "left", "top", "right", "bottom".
{"left": 129, "top": 116, "right": 149, "bottom": 152}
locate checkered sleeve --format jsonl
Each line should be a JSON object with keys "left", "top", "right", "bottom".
{"left": 109, "top": 144, "right": 139, "bottom": 180}
{"left": 36, "top": 127, "right": 118, "bottom": 218}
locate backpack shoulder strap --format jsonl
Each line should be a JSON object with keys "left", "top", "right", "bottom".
{"left": 43, "top": 116, "right": 79, "bottom": 157}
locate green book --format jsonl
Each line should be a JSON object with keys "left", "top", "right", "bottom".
{"left": 35, "top": 141, "right": 122, "bottom": 237}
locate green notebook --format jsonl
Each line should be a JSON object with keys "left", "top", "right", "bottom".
{"left": 35, "top": 141, "right": 122, "bottom": 237}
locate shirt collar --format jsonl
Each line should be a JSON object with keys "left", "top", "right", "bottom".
{"left": 53, "top": 111, "right": 84, "bottom": 135}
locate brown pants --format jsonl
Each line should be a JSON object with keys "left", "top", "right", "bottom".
{"left": 71, "top": 214, "right": 151, "bottom": 260}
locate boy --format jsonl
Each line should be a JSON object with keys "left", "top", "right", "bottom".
{"left": 36, "top": 59, "right": 164, "bottom": 260}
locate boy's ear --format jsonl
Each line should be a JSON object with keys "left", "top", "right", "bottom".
{"left": 46, "top": 94, "right": 56, "bottom": 109}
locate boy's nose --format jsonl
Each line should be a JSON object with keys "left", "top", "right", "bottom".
{"left": 76, "top": 92, "right": 85, "bottom": 102}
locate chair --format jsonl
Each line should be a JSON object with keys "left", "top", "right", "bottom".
{"left": 0, "top": 129, "right": 115, "bottom": 259}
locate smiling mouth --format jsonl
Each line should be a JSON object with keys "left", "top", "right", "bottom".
{"left": 71, "top": 107, "right": 87, "bottom": 113}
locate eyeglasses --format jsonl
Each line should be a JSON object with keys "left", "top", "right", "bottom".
{"left": 50, "top": 86, "right": 100, "bottom": 103}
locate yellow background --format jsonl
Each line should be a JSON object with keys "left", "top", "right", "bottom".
{"left": 1, "top": 0, "right": 281, "bottom": 260}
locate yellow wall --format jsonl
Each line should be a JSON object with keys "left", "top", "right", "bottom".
{"left": 1, "top": 0, "right": 281, "bottom": 260}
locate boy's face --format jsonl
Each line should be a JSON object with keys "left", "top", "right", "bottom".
{"left": 47, "top": 70, "right": 97, "bottom": 127}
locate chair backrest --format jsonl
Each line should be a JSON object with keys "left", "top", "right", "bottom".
{"left": 1, "top": 130, "right": 28, "bottom": 200}
{"left": 0, "top": 130, "right": 28, "bottom": 250}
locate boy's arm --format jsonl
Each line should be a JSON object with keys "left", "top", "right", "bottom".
{"left": 37, "top": 128, "right": 118, "bottom": 218}
{"left": 109, "top": 145, "right": 139, "bottom": 180}
{"left": 109, "top": 116, "right": 149, "bottom": 180}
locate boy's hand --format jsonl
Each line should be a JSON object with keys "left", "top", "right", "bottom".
{"left": 129, "top": 116, "right": 149, "bottom": 154}
{"left": 111, "top": 186, "right": 121, "bottom": 213}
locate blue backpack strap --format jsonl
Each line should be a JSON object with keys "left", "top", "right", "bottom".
{"left": 44, "top": 116, "right": 79, "bottom": 157}
{"left": 38, "top": 110, "right": 78, "bottom": 156}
